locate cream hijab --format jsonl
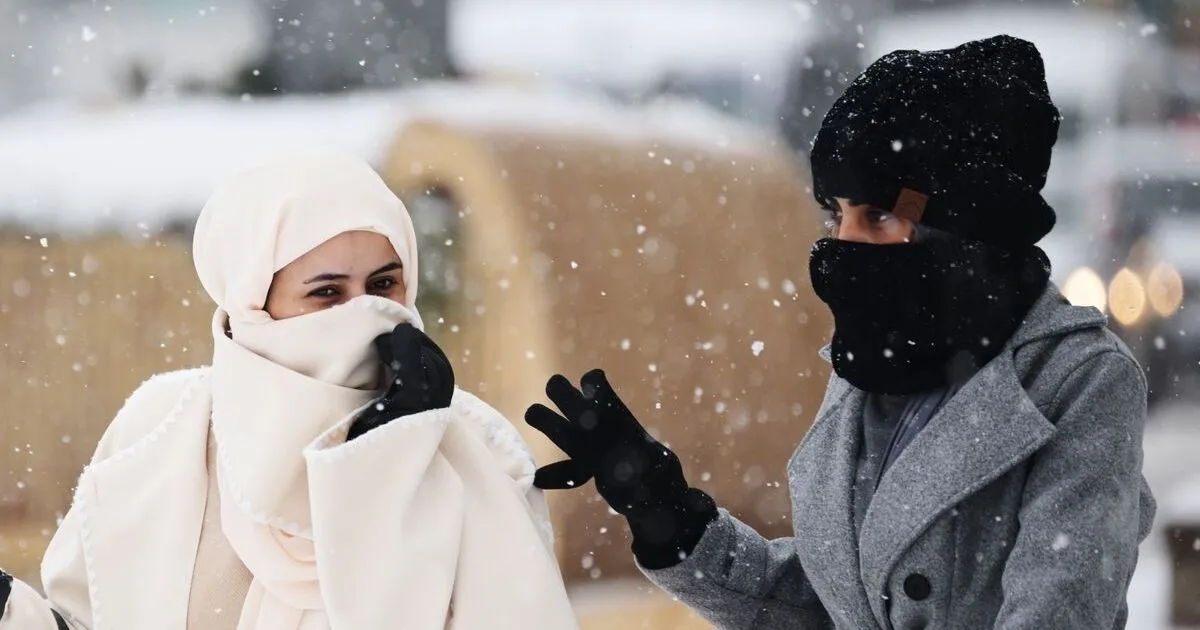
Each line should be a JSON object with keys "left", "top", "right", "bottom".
{"left": 193, "top": 149, "right": 420, "bottom": 323}
{"left": 190, "top": 150, "right": 575, "bottom": 629}
{"left": 194, "top": 149, "right": 425, "bottom": 629}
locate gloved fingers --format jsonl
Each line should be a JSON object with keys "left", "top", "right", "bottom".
{"left": 418, "top": 332, "right": 455, "bottom": 392}
{"left": 387, "top": 323, "right": 426, "bottom": 381}
{"left": 418, "top": 330, "right": 452, "bottom": 368}
{"left": 581, "top": 368, "right": 645, "bottom": 433}
{"left": 545, "top": 374, "right": 591, "bottom": 422}
{"left": 524, "top": 403, "right": 579, "bottom": 453}
{"left": 419, "top": 345, "right": 455, "bottom": 407}
{"left": 373, "top": 333, "right": 396, "bottom": 368}
{"left": 533, "top": 460, "right": 593, "bottom": 490}
{"left": 579, "top": 368, "right": 610, "bottom": 401}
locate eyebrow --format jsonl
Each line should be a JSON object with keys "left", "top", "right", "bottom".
{"left": 303, "top": 272, "right": 349, "bottom": 284}
{"left": 368, "top": 261, "right": 403, "bottom": 278}
{"left": 302, "top": 261, "right": 403, "bottom": 284}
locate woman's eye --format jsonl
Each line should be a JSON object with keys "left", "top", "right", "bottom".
{"left": 306, "top": 286, "right": 339, "bottom": 299}
{"left": 867, "top": 210, "right": 894, "bottom": 224}
{"left": 822, "top": 211, "right": 842, "bottom": 236}
{"left": 369, "top": 277, "right": 398, "bottom": 292}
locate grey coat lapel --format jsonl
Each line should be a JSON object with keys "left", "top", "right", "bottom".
{"left": 856, "top": 351, "right": 1056, "bottom": 622}
{"left": 789, "top": 376, "right": 879, "bottom": 629}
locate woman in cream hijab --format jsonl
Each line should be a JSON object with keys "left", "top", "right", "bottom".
{"left": 0, "top": 150, "right": 578, "bottom": 630}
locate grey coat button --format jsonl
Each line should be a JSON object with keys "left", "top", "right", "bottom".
{"left": 904, "top": 574, "right": 932, "bottom": 601}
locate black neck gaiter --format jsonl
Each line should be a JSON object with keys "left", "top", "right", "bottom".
{"left": 809, "top": 236, "right": 1050, "bottom": 396}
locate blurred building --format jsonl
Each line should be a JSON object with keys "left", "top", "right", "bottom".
{"left": 0, "top": 0, "right": 456, "bottom": 108}
{"left": 253, "top": 0, "right": 456, "bottom": 94}
{"left": 0, "top": 0, "right": 264, "bottom": 109}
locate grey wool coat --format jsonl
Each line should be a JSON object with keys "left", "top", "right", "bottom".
{"left": 644, "top": 287, "right": 1156, "bottom": 629}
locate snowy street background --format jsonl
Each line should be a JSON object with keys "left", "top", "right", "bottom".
{"left": 2, "top": 0, "right": 1199, "bottom": 627}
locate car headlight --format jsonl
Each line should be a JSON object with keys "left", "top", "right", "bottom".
{"left": 1146, "top": 263, "right": 1184, "bottom": 318}
{"left": 1108, "top": 267, "right": 1147, "bottom": 327}
{"left": 1062, "top": 266, "right": 1107, "bottom": 312}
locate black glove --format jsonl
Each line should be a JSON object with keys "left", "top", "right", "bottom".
{"left": 525, "top": 369, "right": 717, "bottom": 569}
{"left": 0, "top": 569, "right": 10, "bottom": 618}
{"left": 347, "top": 323, "right": 455, "bottom": 441}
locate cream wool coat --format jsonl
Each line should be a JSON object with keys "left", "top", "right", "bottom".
{"left": 0, "top": 368, "right": 564, "bottom": 629}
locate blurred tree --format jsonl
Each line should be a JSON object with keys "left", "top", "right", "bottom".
{"left": 238, "top": 0, "right": 458, "bottom": 96}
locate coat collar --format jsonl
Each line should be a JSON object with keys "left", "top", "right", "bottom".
{"left": 855, "top": 349, "right": 1054, "bottom": 623}
{"left": 788, "top": 377, "right": 879, "bottom": 629}
{"left": 1009, "top": 284, "right": 1107, "bottom": 348}
{"left": 804, "top": 293, "right": 1074, "bottom": 626}
{"left": 75, "top": 372, "right": 211, "bottom": 630}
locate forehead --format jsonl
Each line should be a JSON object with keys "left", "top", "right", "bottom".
{"left": 835, "top": 198, "right": 877, "bottom": 210}
{"left": 280, "top": 231, "right": 399, "bottom": 276}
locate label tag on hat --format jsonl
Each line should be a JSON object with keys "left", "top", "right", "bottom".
{"left": 893, "top": 188, "right": 929, "bottom": 223}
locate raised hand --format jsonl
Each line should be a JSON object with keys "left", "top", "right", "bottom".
{"left": 525, "top": 369, "right": 717, "bottom": 569}
{"left": 347, "top": 323, "right": 455, "bottom": 440}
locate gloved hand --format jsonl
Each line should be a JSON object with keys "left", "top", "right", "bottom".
{"left": 525, "top": 369, "right": 717, "bottom": 569}
{"left": 347, "top": 323, "right": 455, "bottom": 441}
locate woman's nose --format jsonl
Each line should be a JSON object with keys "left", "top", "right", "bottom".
{"left": 836, "top": 216, "right": 875, "bottom": 244}
{"left": 340, "top": 287, "right": 368, "bottom": 303}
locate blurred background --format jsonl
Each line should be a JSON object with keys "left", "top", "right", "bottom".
{"left": 0, "top": 0, "right": 1199, "bottom": 627}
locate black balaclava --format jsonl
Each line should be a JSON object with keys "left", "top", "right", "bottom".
{"left": 807, "top": 35, "right": 1058, "bottom": 396}
{"left": 809, "top": 232, "right": 1050, "bottom": 395}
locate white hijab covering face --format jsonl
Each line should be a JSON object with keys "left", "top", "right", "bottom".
{"left": 196, "top": 150, "right": 419, "bottom": 629}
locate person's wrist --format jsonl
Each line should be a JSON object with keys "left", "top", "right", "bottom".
{"left": 628, "top": 487, "right": 718, "bottom": 570}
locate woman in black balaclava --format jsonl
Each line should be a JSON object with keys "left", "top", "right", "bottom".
{"left": 525, "top": 36, "right": 1155, "bottom": 629}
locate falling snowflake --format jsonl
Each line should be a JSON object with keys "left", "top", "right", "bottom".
{"left": 751, "top": 340, "right": 765, "bottom": 356}
{"left": 1051, "top": 533, "right": 1071, "bottom": 551}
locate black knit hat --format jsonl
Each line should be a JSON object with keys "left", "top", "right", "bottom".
{"left": 810, "top": 35, "right": 1060, "bottom": 248}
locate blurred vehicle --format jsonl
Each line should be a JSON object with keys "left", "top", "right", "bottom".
{"left": 1163, "top": 49, "right": 1200, "bottom": 126}
{"left": 1061, "top": 126, "right": 1200, "bottom": 404}
{"left": 865, "top": 5, "right": 1171, "bottom": 285}
{"left": 448, "top": 0, "right": 863, "bottom": 157}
